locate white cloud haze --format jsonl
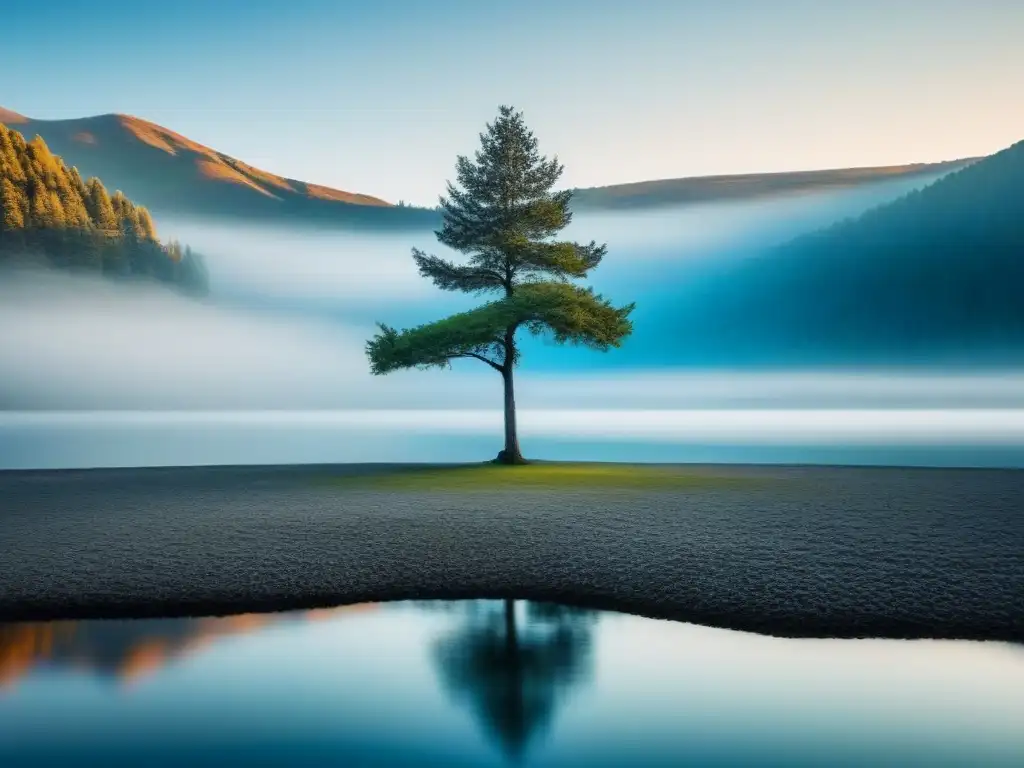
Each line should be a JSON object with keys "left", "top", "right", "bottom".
{"left": 4, "top": 270, "right": 1024, "bottom": 413}
{"left": 3, "top": 177, "right": 1023, "bottom": 468}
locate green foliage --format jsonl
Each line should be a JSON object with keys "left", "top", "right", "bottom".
{"left": 366, "top": 105, "right": 634, "bottom": 462}
{"left": 0, "top": 123, "right": 207, "bottom": 293}
{"left": 367, "top": 282, "right": 634, "bottom": 374}
{"left": 366, "top": 106, "right": 634, "bottom": 376}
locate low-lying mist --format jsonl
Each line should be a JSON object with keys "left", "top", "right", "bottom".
{"left": 4, "top": 267, "right": 1024, "bottom": 411}
{"left": 146, "top": 171, "right": 967, "bottom": 365}
{"left": 4, "top": 167, "right": 1023, "bottom": 469}
{"left": 158, "top": 172, "right": 949, "bottom": 320}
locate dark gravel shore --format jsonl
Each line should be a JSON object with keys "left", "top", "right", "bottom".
{"left": 1, "top": 463, "right": 1021, "bottom": 641}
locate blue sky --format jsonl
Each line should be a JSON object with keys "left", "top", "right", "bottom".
{"left": 4, "top": 0, "right": 1024, "bottom": 205}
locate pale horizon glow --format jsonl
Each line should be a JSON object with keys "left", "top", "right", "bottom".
{"left": 5, "top": 269, "right": 1024, "bottom": 414}
{"left": 6, "top": 409, "right": 1024, "bottom": 445}
{"left": 2, "top": 0, "right": 1022, "bottom": 204}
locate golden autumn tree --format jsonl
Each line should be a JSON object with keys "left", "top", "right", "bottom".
{"left": 0, "top": 123, "right": 207, "bottom": 293}
{"left": 0, "top": 177, "right": 25, "bottom": 230}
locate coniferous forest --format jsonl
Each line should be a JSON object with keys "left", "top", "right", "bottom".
{"left": 0, "top": 123, "right": 207, "bottom": 294}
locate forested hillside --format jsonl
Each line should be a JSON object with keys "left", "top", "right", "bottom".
{"left": 660, "top": 138, "right": 1024, "bottom": 365}
{"left": 0, "top": 124, "right": 207, "bottom": 293}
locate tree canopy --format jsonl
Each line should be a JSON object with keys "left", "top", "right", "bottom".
{"left": 366, "top": 106, "right": 634, "bottom": 462}
{"left": 367, "top": 281, "right": 633, "bottom": 375}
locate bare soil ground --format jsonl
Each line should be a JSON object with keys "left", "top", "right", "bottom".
{"left": 1, "top": 463, "right": 1021, "bottom": 641}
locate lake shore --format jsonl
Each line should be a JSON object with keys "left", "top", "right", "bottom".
{"left": 1, "top": 462, "right": 1021, "bottom": 641}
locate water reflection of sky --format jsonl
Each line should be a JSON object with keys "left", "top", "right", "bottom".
{"left": 2, "top": 601, "right": 1023, "bottom": 767}
{"left": 3, "top": 408, "right": 1024, "bottom": 469}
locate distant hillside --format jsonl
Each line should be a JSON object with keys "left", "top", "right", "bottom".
{"left": 0, "top": 123, "right": 207, "bottom": 293}
{"left": 0, "top": 107, "right": 29, "bottom": 125}
{"left": 569, "top": 160, "right": 978, "bottom": 211}
{"left": 661, "top": 138, "right": 1024, "bottom": 365}
{"left": 1, "top": 107, "right": 981, "bottom": 229}
{"left": 0, "top": 107, "right": 438, "bottom": 231}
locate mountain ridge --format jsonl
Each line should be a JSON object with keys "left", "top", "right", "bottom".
{"left": 655, "top": 137, "right": 1024, "bottom": 365}
{"left": 0, "top": 122, "right": 207, "bottom": 293}
{"left": 568, "top": 158, "right": 979, "bottom": 210}
{"left": 1, "top": 109, "right": 393, "bottom": 204}
{"left": 0, "top": 107, "right": 29, "bottom": 124}
{"left": 0, "top": 105, "right": 982, "bottom": 228}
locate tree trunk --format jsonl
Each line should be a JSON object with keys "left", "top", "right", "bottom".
{"left": 504, "top": 598, "right": 518, "bottom": 653}
{"left": 497, "top": 366, "right": 527, "bottom": 464}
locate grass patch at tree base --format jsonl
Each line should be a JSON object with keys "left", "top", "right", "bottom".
{"left": 316, "top": 462, "right": 773, "bottom": 492}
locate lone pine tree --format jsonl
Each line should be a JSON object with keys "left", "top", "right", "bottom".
{"left": 366, "top": 106, "right": 635, "bottom": 464}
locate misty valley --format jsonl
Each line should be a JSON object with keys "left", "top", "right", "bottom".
{"left": 3, "top": 155, "right": 1024, "bottom": 468}
{"left": 3, "top": 8, "right": 1024, "bottom": 764}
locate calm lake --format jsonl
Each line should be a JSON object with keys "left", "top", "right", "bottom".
{"left": 4, "top": 406, "right": 1024, "bottom": 469}
{"left": 2, "top": 600, "right": 1022, "bottom": 767}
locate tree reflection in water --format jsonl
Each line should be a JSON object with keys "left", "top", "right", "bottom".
{"left": 432, "top": 599, "right": 599, "bottom": 763}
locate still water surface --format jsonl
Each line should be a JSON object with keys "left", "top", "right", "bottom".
{"left": 2, "top": 600, "right": 1023, "bottom": 767}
